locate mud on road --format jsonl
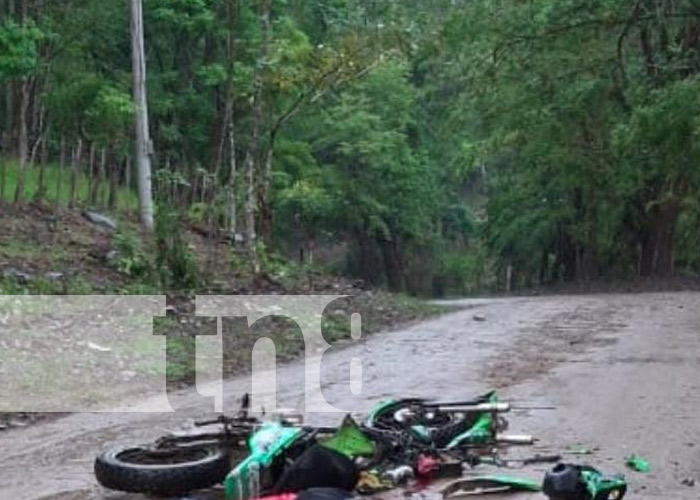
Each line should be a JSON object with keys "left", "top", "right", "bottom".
{"left": 1, "top": 292, "right": 699, "bottom": 500}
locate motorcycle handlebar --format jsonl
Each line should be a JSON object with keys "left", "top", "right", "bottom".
{"left": 194, "top": 415, "right": 259, "bottom": 427}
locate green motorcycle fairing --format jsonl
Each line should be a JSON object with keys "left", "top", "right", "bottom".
{"left": 468, "top": 475, "right": 542, "bottom": 491}
{"left": 224, "top": 415, "right": 374, "bottom": 500}
{"left": 225, "top": 422, "right": 303, "bottom": 500}
{"left": 321, "top": 414, "right": 375, "bottom": 458}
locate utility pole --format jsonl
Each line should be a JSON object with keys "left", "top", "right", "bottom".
{"left": 130, "top": 0, "right": 154, "bottom": 231}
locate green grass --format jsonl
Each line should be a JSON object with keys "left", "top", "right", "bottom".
{"left": 0, "top": 159, "right": 138, "bottom": 210}
{"left": 0, "top": 276, "right": 96, "bottom": 295}
{"left": 0, "top": 239, "right": 67, "bottom": 261}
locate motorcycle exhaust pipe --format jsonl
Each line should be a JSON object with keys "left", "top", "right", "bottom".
{"left": 496, "top": 433, "right": 535, "bottom": 445}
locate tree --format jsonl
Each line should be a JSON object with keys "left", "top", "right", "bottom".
{"left": 0, "top": 18, "right": 40, "bottom": 201}
{"left": 242, "top": 0, "right": 272, "bottom": 273}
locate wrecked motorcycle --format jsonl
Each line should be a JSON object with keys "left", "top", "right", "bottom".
{"left": 94, "top": 392, "right": 531, "bottom": 498}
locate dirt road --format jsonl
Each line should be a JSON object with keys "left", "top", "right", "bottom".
{"left": 1, "top": 292, "right": 699, "bottom": 500}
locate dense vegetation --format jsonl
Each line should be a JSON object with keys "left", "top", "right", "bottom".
{"left": 2, "top": 0, "right": 700, "bottom": 295}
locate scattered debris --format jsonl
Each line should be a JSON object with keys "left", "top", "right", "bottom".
{"left": 625, "top": 454, "right": 650, "bottom": 473}
{"left": 521, "top": 454, "right": 562, "bottom": 466}
{"left": 441, "top": 476, "right": 541, "bottom": 498}
{"left": 480, "top": 454, "right": 561, "bottom": 468}
{"left": 416, "top": 454, "right": 462, "bottom": 479}
{"left": 543, "top": 464, "right": 627, "bottom": 500}
{"left": 356, "top": 471, "right": 392, "bottom": 494}
{"left": 45, "top": 271, "right": 64, "bottom": 282}
{"left": 567, "top": 446, "right": 595, "bottom": 455}
{"left": 87, "top": 342, "right": 112, "bottom": 353}
{"left": 383, "top": 465, "right": 414, "bottom": 485}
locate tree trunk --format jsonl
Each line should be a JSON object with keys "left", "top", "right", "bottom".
{"left": 208, "top": 100, "right": 227, "bottom": 172}
{"left": 225, "top": 0, "right": 237, "bottom": 239}
{"left": 4, "top": 79, "right": 15, "bottom": 159}
{"left": 558, "top": 227, "right": 578, "bottom": 281}
{"left": 227, "top": 113, "right": 237, "bottom": 237}
{"left": 56, "top": 136, "right": 65, "bottom": 205}
{"left": 28, "top": 97, "right": 43, "bottom": 166}
{"left": 244, "top": 146, "right": 258, "bottom": 271}
{"left": 505, "top": 261, "right": 513, "bottom": 292}
{"left": 243, "top": 0, "right": 271, "bottom": 273}
{"left": 40, "top": 123, "right": 48, "bottom": 165}
{"left": 639, "top": 200, "right": 680, "bottom": 277}
{"left": 130, "top": 0, "right": 154, "bottom": 231}
{"left": 98, "top": 147, "right": 107, "bottom": 206}
{"left": 108, "top": 151, "right": 119, "bottom": 210}
{"left": 87, "top": 142, "right": 97, "bottom": 204}
{"left": 13, "top": 78, "right": 30, "bottom": 203}
{"left": 69, "top": 138, "right": 83, "bottom": 208}
{"left": 257, "top": 143, "right": 274, "bottom": 242}
{"left": 125, "top": 155, "right": 133, "bottom": 211}
{"left": 34, "top": 115, "right": 48, "bottom": 201}
{"left": 379, "top": 236, "right": 404, "bottom": 292}
{"left": 355, "top": 229, "right": 381, "bottom": 285}
{"left": 539, "top": 249, "right": 549, "bottom": 285}
{"left": 0, "top": 161, "right": 5, "bottom": 201}
{"left": 36, "top": 149, "right": 47, "bottom": 200}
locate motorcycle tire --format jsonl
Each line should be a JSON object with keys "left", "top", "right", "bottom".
{"left": 94, "top": 445, "right": 230, "bottom": 496}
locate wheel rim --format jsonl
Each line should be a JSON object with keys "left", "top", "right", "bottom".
{"left": 374, "top": 403, "right": 456, "bottom": 430}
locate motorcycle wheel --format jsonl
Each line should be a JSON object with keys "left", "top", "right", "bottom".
{"left": 94, "top": 445, "right": 231, "bottom": 496}
{"left": 369, "top": 399, "right": 456, "bottom": 432}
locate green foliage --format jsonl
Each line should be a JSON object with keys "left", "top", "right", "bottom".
{"left": 113, "top": 230, "right": 154, "bottom": 279}
{"left": 315, "top": 60, "right": 439, "bottom": 242}
{"left": 420, "top": 0, "right": 700, "bottom": 285}
{"left": 275, "top": 179, "right": 336, "bottom": 238}
{"left": 12, "top": 0, "right": 700, "bottom": 295}
{"left": 154, "top": 206, "right": 200, "bottom": 289}
{"left": 85, "top": 86, "right": 134, "bottom": 146}
{"left": 0, "top": 20, "right": 42, "bottom": 78}
{"left": 436, "top": 247, "right": 491, "bottom": 296}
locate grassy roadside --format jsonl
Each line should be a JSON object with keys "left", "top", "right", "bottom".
{"left": 0, "top": 160, "right": 138, "bottom": 209}
{"left": 0, "top": 201, "right": 449, "bottom": 430}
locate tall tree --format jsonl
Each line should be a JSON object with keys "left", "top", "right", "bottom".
{"left": 243, "top": 0, "right": 271, "bottom": 273}
{"left": 225, "top": 0, "right": 237, "bottom": 238}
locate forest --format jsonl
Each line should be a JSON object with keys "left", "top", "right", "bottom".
{"left": 2, "top": 0, "right": 700, "bottom": 295}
